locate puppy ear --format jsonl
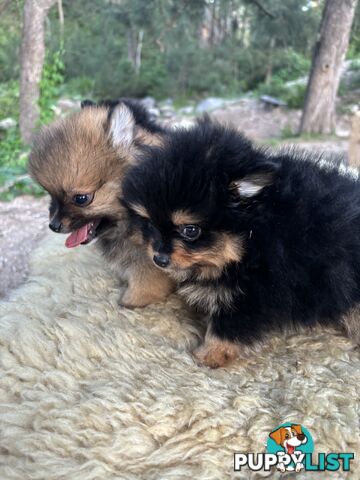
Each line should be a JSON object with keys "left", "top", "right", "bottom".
{"left": 291, "top": 424, "right": 302, "bottom": 435}
{"left": 81, "top": 99, "right": 95, "bottom": 108}
{"left": 230, "top": 170, "right": 274, "bottom": 198}
{"left": 269, "top": 427, "right": 283, "bottom": 445}
{"left": 108, "top": 103, "right": 135, "bottom": 149}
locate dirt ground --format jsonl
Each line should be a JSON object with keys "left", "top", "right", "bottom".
{"left": 0, "top": 103, "right": 351, "bottom": 298}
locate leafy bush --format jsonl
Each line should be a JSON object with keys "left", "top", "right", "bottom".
{"left": 0, "top": 128, "right": 24, "bottom": 168}
{"left": 0, "top": 80, "right": 20, "bottom": 119}
{"left": 0, "top": 166, "right": 44, "bottom": 201}
{"left": 65, "top": 76, "right": 96, "bottom": 97}
{"left": 0, "top": 128, "right": 44, "bottom": 200}
{"left": 256, "top": 79, "right": 306, "bottom": 109}
{"left": 285, "top": 84, "right": 307, "bottom": 109}
{"left": 39, "top": 49, "right": 65, "bottom": 124}
{"left": 272, "top": 49, "right": 311, "bottom": 83}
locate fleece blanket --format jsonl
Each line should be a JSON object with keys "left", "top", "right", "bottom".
{"left": 0, "top": 236, "right": 359, "bottom": 479}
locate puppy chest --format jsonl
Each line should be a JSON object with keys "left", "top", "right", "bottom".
{"left": 178, "top": 282, "right": 235, "bottom": 314}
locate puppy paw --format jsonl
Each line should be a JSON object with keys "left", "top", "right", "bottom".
{"left": 120, "top": 287, "right": 155, "bottom": 308}
{"left": 193, "top": 337, "right": 241, "bottom": 368}
{"left": 119, "top": 274, "right": 174, "bottom": 309}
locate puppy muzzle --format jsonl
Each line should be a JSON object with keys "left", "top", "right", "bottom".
{"left": 153, "top": 253, "right": 170, "bottom": 268}
{"left": 49, "top": 218, "right": 62, "bottom": 233}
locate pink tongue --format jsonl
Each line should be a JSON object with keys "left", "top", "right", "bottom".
{"left": 287, "top": 445, "right": 295, "bottom": 455}
{"left": 65, "top": 224, "right": 90, "bottom": 248}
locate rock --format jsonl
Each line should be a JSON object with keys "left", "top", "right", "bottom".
{"left": 160, "top": 105, "right": 176, "bottom": 118}
{"left": 178, "top": 106, "right": 194, "bottom": 115}
{"left": 260, "top": 95, "right": 287, "bottom": 108}
{"left": 285, "top": 77, "right": 308, "bottom": 88}
{"left": 51, "top": 105, "right": 62, "bottom": 117}
{"left": 161, "top": 98, "right": 174, "bottom": 107}
{"left": 195, "top": 97, "right": 225, "bottom": 113}
{"left": 0, "top": 118, "right": 16, "bottom": 130}
{"left": 335, "top": 127, "right": 350, "bottom": 138}
{"left": 349, "top": 105, "right": 359, "bottom": 114}
{"left": 56, "top": 98, "right": 81, "bottom": 113}
{"left": 140, "top": 96, "right": 156, "bottom": 110}
{"left": 148, "top": 107, "right": 160, "bottom": 118}
{"left": 169, "top": 118, "right": 195, "bottom": 130}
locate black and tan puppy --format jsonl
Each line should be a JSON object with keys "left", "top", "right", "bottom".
{"left": 29, "top": 100, "right": 174, "bottom": 307}
{"left": 122, "top": 118, "right": 360, "bottom": 367}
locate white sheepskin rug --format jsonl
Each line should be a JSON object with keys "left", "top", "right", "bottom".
{"left": 1, "top": 236, "right": 360, "bottom": 479}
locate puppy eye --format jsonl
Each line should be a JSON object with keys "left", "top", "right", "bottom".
{"left": 179, "top": 224, "right": 201, "bottom": 241}
{"left": 73, "top": 193, "right": 93, "bottom": 206}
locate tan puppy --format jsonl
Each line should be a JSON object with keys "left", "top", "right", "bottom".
{"left": 29, "top": 101, "right": 174, "bottom": 307}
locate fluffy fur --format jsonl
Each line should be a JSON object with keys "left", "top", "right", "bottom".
{"left": 28, "top": 100, "right": 173, "bottom": 307}
{"left": 0, "top": 236, "right": 359, "bottom": 479}
{"left": 122, "top": 118, "right": 360, "bottom": 367}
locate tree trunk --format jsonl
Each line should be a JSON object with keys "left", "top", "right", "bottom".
{"left": 57, "top": 0, "right": 64, "bottom": 45}
{"left": 299, "top": 0, "right": 358, "bottom": 135}
{"left": 349, "top": 111, "right": 360, "bottom": 168}
{"left": 135, "top": 29, "right": 144, "bottom": 76}
{"left": 19, "top": 0, "right": 56, "bottom": 144}
{"left": 265, "top": 37, "right": 275, "bottom": 85}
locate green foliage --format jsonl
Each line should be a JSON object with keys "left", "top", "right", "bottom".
{"left": 256, "top": 76, "right": 306, "bottom": 109}
{"left": 0, "top": 1, "right": 22, "bottom": 83}
{"left": 1, "top": 0, "right": 360, "bottom": 201}
{"left": 39, "top": 49, "right": 65, "bottom": 124}
{"left": 285, "top": 84, "right": 306, "bottom": 109}
{"left": 272, "top": 49, "right": 311, "bottom": 83}
{"left": 42, "top": 0, "right": 327, "bottom": 100}
{"left": 0, "top": 127, "right": 43, "bottom": 200}
{"left": 65, "top": 76, "right": 96, "bottom": 97}
{"left": 0, "top": 128, "right": 24, "bottom": 168}
{"left": 0, "top": 80, "right": 20, "bottom": 119}
{"left": 280, "top": 125, "right": 295, "bottom": 139}
{"left": 1, "top": 0, "right": 360, "bottom": 104}
{"left": 254, "top": 49, "right": 309, "bottom": 109}
{"left": 0, "top": 166, "right": 44, "bottom": 201}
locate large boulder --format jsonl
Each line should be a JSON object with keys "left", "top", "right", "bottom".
{"left": 196, "top": 97, "right": 225, "bottom": 113}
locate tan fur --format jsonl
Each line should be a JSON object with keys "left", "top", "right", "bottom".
{"left": 29, "top": 105, "right": 173, "bottom": 308}
{"left": 178, "top": 283, "right": 235, "bottom": 314}
{"left": 342, "top": 307, "right": 360, "bottom": 344}
{"left": 122, "top": 265, "right": 175, "bottom": 308}
{"left": 30, "top": 108, "right": 122, "bottom": 194}
{"left": 130, "top": 203, "right": 150, "bottom": 219}
{"left": 171, "top": 210, "right": 201, "bottom": 226}
{"left": 193, "top": 329, "right": 241, "bottom": 368}
{"left": 171, "top": 233, "right": 244, "bottom": 273}
{"left": 135, "top": 129, "right": 164, "bottom": 147}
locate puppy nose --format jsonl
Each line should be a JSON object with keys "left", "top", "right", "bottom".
{"left": 49, "top": 219, "right": 62, "bottom": 233}
{"left": 153, "top": 253, "right": 170, "bottom": 268}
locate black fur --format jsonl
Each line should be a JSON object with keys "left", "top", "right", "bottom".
{"left": 81, "top": 98, "right": 164, "bottom": 134}
{"left": 122, "top": 118, "right": 360, "bottom": 345}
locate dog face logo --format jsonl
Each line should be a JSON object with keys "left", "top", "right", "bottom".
{"left": 267, "top": 423, "right": 313, "bottom": 473}
{"left": 235, "top": 423, "right": 353, "bottom": 473}
{"left": 270, "top": 424, "right": 307, "bottom": 455}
